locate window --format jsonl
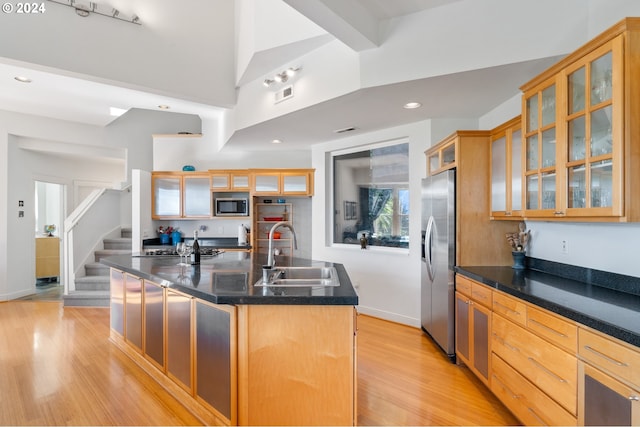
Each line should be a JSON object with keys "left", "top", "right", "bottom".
{"left": 333, "top": 142, "right": 409, "bottom": 248}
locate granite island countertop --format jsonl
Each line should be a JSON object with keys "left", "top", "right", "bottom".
{"left": 455, "top": 264, "right": 640, "bottom": 348}
{"left": 101, "top": 252, "right": 358, "bottom": 306}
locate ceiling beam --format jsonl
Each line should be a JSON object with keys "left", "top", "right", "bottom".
{"left": 283, "top": 0, "right": 379, "bottom": 51}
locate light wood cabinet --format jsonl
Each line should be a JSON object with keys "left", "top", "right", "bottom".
{"left": 253, "top": 202, "right": 294, "bottom": 257}
{"left": 520, "top": 18, "right": 640, "bottom": 221}
{"left": 35, "top": 237, "right": 60, "bottom": 279}
{"left": 210, "top": 170, "right": 250, "bottom": 191}
{"left": 492, "top": 353, "right": 576, "bottom": 426}
{"left": 458, "top": 273, "right": 580, "bottom": 425}
{"left": 426, "top": 132, "right": 515, "bottom": 266}
{"left": 492, "top": 313, "right": 577, "bottom": 415}
{"left": 578, "top": 327, "right": 640, "bottom": 389}
{"left": 109, "top": 269, "right": 356, "bottom": 426}
{"left": 250, "top": 169, "right": 314, "bottom": 196}
{"left": 426, "top": 137, "right": 456, "bottom": 175}
{"left": 490, "top": 117, "right": 523, "bottom": 219}
{"left": 492, "top": 291, "right": 527, "bottom": 327}
{"left": 152, "top": 172, "right": 211, "bottom": 219}
{"left": 237, "top": 304, "right": 356, "bottom": 426}
{"left": 455, "top": 276, "right": 492, "bottom": 385}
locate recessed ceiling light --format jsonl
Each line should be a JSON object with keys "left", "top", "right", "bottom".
{"left": 14, "top": 76, "right": 32, "bottom": 83}
{"left": 403, "top": 101, "right": 422, "bottom": 109}
{"left": 271, "top": 139, "right": 283, "bottom": 144}
{"left": 158, "top": 105, "right": 170, "bottom": 110}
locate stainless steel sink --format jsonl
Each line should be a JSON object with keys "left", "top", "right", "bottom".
{"left": 255, "top": 266, "right": 339, "bottom": 287}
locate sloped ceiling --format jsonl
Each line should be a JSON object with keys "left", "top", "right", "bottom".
{"left": 0, "top": 0, "right": 571, "bottom": 151}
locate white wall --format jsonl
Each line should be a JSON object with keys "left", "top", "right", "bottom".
{"left": 312, "top": 121, "right": 428, "bottom": 326}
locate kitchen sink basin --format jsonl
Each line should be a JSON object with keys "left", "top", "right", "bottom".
{"left": 255, "top": 266, "right": 340, "bottom": 287}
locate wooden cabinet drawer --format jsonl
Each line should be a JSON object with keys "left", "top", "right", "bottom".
{"left": 492, "top": 354, "right": 576, "bottom": 426}
{"left": 579, "top": 328, "right": 640, "bottom": 389}
{"left": 527, "top": 306, "right": 577, "bottom": 353}
{"left": 471, "top": 282, "right": 492, "bottom": 308}
{"left": 456, "top": 275, "right": 472, "bottom": 297}
{"left": 492, "top": 291, "right": 527, "bottom": 327}
{"left": 493, "top": 315, "right": 577, "bottom": 414}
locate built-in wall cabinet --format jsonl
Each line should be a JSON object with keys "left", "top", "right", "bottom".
{"left": 490, "top": 117, "right": 523, "bottom": 220}
{"left": 152, "top": 172, "right": 212, "bottom": 219}
{"left": 457, "top": 272, "right": 640, "bottom": 426}
{"left": 152, "top": 169, "right": 314, "bottom": 221}
{"left": 250, "top": 169, "right": 314, "bottom": 197}
{"left": 518, "top": 18, "right": 640, "bottom": 222}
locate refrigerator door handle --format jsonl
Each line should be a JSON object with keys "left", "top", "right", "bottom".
{"left": 425, "top": 215, "right": 436, "bottom": 281}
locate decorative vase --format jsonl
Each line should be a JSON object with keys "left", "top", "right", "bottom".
{"left": 171, "top": 231, "right": 182, "bottom": 246}
{"left": 512, "top": 251, "right": 526, "bottom": 270}
{"left": 159, "top": 233, "right": 170, "bottom": 245}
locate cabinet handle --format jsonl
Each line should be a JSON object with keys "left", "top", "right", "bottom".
{"left": 491, "top": 374, "right": 519, "bottom": 400}
{"left": 527, "top": 407, "right": 548, "bottom": 426}
{"left": 528, "top": 318, "right": 568, "bottom": 338}
{"left": 553, "top": 211, "right": 565, "bottom": 216}
{"left": 584, "top": 345, "right": 629, "bottom": 367}
{"left": 629, "top": 396, "right": 640, "bottom": 401}
{"left": 494, "top": 301, "right": 521, "bottom": 316}
{"left": 492, "top": 333, "right": 520, "bottom": 353}
{"left": 528, "top": 357, "right": 567, "bottom": 383}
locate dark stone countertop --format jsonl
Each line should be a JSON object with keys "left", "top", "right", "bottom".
{"left": 101, "top": 252, "right": 358, "bottom": 306}
{"left": 455, "top": 264, "right": 640, "bottom": 348}
{"left": 143, "top": 237, "right": 251, "bottom": 251}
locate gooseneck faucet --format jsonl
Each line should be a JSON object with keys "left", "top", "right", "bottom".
{"left": 267, "top": 221, "right": 298, "bottom": 268}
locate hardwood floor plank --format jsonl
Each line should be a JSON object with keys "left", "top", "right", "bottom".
{"left": 356, "top": 314, "right": 519, "bottom": 426}
{"left": 0, "top": 301, "right": 519, "bottom": 426}
{"left": 0, "top": 301, "right": 202, "bottom": 426}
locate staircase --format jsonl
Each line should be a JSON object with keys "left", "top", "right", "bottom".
{"left": 63, "top": 227, "right": 132, "bottom": 307}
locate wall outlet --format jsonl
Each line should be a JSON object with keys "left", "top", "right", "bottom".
{"left": 561, "top": 239, "right": 569, "bottom": 254}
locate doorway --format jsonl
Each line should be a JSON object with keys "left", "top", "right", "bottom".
{"left": 34, "top": 181, "right": 65, "bottom": 300}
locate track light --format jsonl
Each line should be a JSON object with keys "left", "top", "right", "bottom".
{"left": 263, "top": 66, "right": 301, "bottom": 89}
{"left": 48, "top": 0, "right": 141, "bottom": 25}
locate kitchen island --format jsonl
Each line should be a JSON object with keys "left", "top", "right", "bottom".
{"left": 101, "top": 252, "right": 358, "bottom": 426}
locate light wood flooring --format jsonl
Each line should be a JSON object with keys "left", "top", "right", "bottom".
{"left": 0, "top": 301, "right": 519, "bottom": 426}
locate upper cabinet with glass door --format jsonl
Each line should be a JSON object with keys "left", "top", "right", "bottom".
{"left": 490, "top": 117, "right": 523, "bottom": 220}
{"left": 152, "top": 172, "right": 211, "bottom": 219}
{"left": 564, "top": 38, "right": 622, "bottom": 218}
{"left": 250, "top": 169, "right": 315, "bottom": 196}
{"left": 520, "top": 18, "right": 640, "bottom": 221}
{"left": 522, "top": 75, "right": 560, "bottom": 218}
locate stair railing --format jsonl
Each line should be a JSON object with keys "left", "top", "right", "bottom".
{"left": 62, "top": 187, "right": 129, "bottom": 295}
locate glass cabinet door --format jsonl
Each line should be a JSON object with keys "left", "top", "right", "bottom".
{"left": 153, "top": 176, "right": 181, "bottom": 217}
{"left": 184, "top": 176, "right": 211, "bottom": 217}
{"left": 565, "top": 37, "right": 621, "bottom": 216}
{"left": 282, "top": 173, "right": 308, "bottom": 194}
{"left": 253, "top": 174, "right": 280, "bottom": 194}
{"left": 524, "top": 79, "right": 559, "bottom": 215}
{"left": 490, "top": 117, "right": 522, "bottom": 218}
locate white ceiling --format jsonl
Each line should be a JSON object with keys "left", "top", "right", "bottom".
{"left": 0, "top": 0, "right": 562, "bottom": 152}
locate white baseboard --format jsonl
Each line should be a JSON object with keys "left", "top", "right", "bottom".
{"left": 356, "top": 305, "right": 420, "bottom": 328}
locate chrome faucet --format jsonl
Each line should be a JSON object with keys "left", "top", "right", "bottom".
{"left": 267, "top": 221, "right": 298, "bottom": 268}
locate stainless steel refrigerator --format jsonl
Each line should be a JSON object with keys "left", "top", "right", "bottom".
{"left": 421, "top": 169, "right": 456, "bottom": 362}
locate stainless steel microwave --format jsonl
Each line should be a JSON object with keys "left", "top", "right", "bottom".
{"left": 215, "top": 198, "right": 248, "bottom": 216}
